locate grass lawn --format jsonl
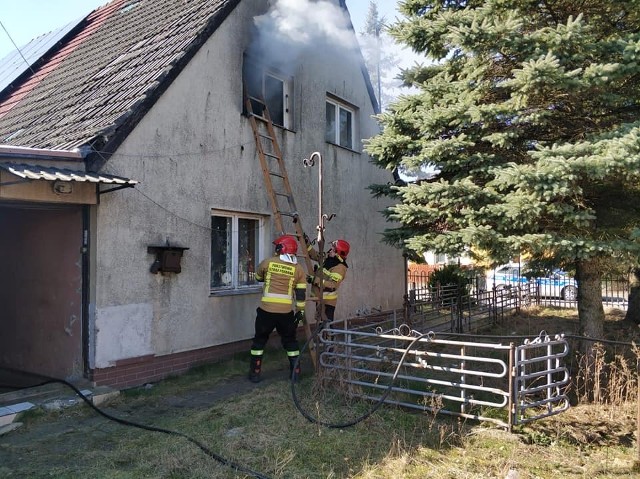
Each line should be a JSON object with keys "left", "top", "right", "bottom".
{"left": 1, "top": 307, "right": 639, "bottom": 478}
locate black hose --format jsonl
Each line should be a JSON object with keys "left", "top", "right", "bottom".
{"left": 290, "top": 327, "right": 639, "bottom": 428}
{"left": 290, "top": 330, "right": 431, "bottom": 429}
{"left": 2, "top": 367, "right": 272, "bottom": 479}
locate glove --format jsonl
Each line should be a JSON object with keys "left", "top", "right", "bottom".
{"left": 294, "top": 311, "right": 305, "bottom": 325}
{"left": 306, "top": 275, "right": 314, "bottom": 284}
{"left": 303, "top": 232, "right": 316, "bottom": 246}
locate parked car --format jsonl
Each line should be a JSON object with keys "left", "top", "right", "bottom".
{"left": 486, "top": 264, "right": 578, "bottom": 301}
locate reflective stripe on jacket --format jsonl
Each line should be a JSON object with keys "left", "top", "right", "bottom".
{"left": 255, "top": 256, "right": 307, "bottom": 314}
{"left": 307, "top": 247, "right": 348, "bottom": 307}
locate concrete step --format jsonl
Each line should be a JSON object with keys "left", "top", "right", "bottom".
{"left": 0, "top": 379, "right": 119, "bottom": 426}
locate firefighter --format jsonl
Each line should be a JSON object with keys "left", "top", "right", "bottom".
{"left": 305, "top": 236, "right": 350, "bottom": 325}
{"left": 249, "top": 235, "right": 307, "bottom": 383}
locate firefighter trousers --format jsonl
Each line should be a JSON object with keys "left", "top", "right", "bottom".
{"left": 251, "top": 307, "right": 299, "bottom": 354}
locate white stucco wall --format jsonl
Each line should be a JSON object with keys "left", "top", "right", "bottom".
{"left": 90, "top": 0, "right": 404, "bottom": 368}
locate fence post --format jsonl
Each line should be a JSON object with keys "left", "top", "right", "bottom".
{"left": 456, "top": 286, "right": 464, "bottom": 332}
{"left": 637, "top": 357, "right": 640, "bottom": 465}
{"left": 508, "top": 342, "right": 515, "bottom": 432}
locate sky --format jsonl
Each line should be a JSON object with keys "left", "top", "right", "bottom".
{"left": 0, "top": 0, "right": 419, "bottom": 61}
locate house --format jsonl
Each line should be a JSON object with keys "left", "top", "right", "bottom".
{"left": 0, "top": 0, "right": 405, "bottom": 389}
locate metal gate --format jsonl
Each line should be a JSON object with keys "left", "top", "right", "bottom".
{"left": 320, "top": 313, "right": 570, "bottom": 430}
{"left": 513, "top": 333, "right": 570, "bottom": 425}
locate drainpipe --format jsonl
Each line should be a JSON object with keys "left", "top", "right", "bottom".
{"left": 81, "top": 205, "right": 90, "bottom": 377}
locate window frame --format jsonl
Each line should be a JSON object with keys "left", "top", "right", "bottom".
{"left": 210, "top": 210, "right": 265, "bottom": 295}
{"left": 325, "top": 95, "right": 358, "bottom": 150}
{"left": 243, "top": 55, "right": 293, "bottom": 130}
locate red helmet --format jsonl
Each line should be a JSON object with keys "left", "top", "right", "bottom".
{"left": 332, "top": 239, "right": 350, "bottom": 258}
{"left": 273, "top": 235, "right": 298, "bottom": 255}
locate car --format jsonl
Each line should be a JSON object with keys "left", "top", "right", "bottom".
{"left": 486, "top": 264, "right": 578, "bottom": 301}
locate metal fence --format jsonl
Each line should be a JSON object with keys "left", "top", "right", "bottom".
{"left": 321, "top": 307, "right": 570, "bottom": 430}
{"left": 408, "top": 270, "right": 630, "bottom": 311}
{"left": 405, "top": 281, "right": 531, "bottom": 334}
{"left": 317, "top": 268, "right": 630, "bottom": 428}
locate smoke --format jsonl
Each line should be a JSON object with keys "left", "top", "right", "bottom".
{"left": 250, "top": 0, "right": 359, "bottom": 73}
{"left": 255, "top": 0, "right": 356, "bottom": 47}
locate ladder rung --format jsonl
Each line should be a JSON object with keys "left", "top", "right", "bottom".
{"left": 264, "top": 152, "right": 279, "bottom": 159}
{"left": 275, "top": 191, "right": 290, "bottom": 198}
{"left": 258, "top": 133, "right": 273, "bottom": 140}
{"left": 248, "top": 96, "right": 265, "bottom": 106}
{"left": 268, "top": 171, "right": 285, "bottom": 178}
{"left": 280, "top": 211, "right": 299, "bottom": 218}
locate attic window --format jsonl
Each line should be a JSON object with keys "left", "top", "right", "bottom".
{"left": 326, "top": 95, "right": 357, "bottom": 150}
{"left": 243, "top": 56, "right": 293, "bottom": 129}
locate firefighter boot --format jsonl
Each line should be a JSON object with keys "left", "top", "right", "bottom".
{"left": 249, "top": 355, "right": 262, "bottom": 383}
{"left": 289, "top": 356, "right": 301, "bottom": 382}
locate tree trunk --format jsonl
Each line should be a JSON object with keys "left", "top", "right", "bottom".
{"left": 575, "top": 258, "right": 605, "bottom": 401}
{"left": 576, "top": 258, "right": 605, "bottom": 344}
{"left": 624, "top": 268, "right": 640, "bottom": 324}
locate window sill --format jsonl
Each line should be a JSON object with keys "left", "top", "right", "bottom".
{"left": 241, "top": 112, "right": 296, "bottom": 133}
{"left": 325, "top": 141, "right": 360, "bottom": 154}
{"left": 210, "top": 286, "right": 262, "bottom": 297}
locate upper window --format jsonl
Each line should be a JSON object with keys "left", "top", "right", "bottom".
{"left": 326, "top": 96, "right": 357, "bottom": 150}
{"left": 211, "top": 211, "right": 263, "bottom": 292}
{"left": 243, "top": 56, "right": 293, "bottom": 129}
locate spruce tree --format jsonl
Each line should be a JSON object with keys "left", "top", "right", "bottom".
{"left": 359, "top": 1, "right": 400, "bottom": 110}
{"left": 366, "top": 0, "right": 640, "bottom": 338}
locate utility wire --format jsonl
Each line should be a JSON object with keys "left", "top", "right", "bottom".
{"left": 90, "top": 139, "right": 256, "bottom": 159}
{"left": 0, "top": 19, "right": 36, "bottom": 75}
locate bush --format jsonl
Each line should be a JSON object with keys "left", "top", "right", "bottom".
{"left": 427, "top": 265, "right": 470, "bottom": 304}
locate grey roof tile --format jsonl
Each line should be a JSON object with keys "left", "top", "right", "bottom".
{"left": 0, "top": 0, "right": 237, "bottom": 151}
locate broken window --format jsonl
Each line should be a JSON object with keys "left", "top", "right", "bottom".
{"left": 211, "top": 212, "right": 262, "bottom": 291}
{"left": 325, "top": 95, "right": 357, "bottom": 150}
{"left": 243, "top": 56, "right": 292, "bottom": 129}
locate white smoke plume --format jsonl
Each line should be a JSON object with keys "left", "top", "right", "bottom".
{"left": 254, "top": 0, "right": 358, "bottom": 49}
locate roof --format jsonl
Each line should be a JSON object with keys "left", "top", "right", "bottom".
{"left": 0, "top": 162, "right": 138, "bottom": 186}
{"left": 0, "top": 0, "right": 378, "bottom": 164}
{"left": 0, "top": 17, "right": 85, "bottom": 93}
{"left": 0, "top": 0, "right": 240, "bottom": 152}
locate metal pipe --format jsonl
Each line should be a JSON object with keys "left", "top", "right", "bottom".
{"left": 303, "top": 151, "right": 328, "bottom": 323}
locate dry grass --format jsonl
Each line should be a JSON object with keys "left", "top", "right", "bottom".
{"left": 1, "top": 307, "right": 640, "bottom": 478}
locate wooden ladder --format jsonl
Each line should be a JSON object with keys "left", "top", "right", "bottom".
{"left": 244, "top": 91, "right": 318, "bottom": 369}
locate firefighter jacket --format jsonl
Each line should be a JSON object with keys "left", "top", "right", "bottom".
{"left": 307, "top": 247, "right": 348, "bottom": 307}
{"left": 255, "top": 254, "right": 307, "bottom": 314}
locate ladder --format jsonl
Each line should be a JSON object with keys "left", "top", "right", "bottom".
{"left": 244, "top": 91, "right": 318, "bottom": 369}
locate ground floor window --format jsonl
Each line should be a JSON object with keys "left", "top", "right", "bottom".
{"left": 211, "top": 212, "right": 262, "bottom": 291}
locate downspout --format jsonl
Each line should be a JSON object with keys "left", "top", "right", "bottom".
{"left": 81, "top": 205, "right": 90, "bottom": 377}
